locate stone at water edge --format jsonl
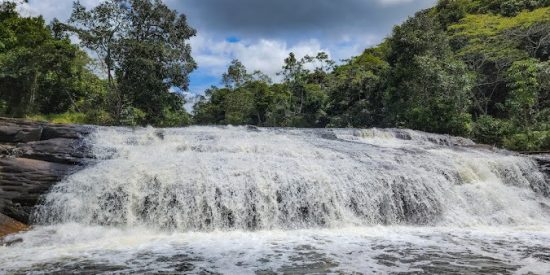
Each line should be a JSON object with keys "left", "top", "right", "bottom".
{"left": 0, "top": 158, "right": 75, "bottom": 222}
{"left": 0, "top": 212, "right": 28, "bottom": 239}
{"left": 532, "top": 154, "right": 550, "bottom": 193}
{"left": 0, "top": 117, "right": 94, "bottom": 224}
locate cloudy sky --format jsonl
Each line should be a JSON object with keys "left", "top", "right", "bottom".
{"left": 17, "top": 0, "right": 436, "bottom": 94}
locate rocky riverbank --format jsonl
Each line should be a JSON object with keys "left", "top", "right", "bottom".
{"left": 0, "top": 118, "right": 93, "bottom": 232}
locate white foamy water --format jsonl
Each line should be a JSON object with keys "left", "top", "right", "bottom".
{"left": 2, "top": 224, "right": 550, "bottom": 274}
{"left": 2, "top": 126, "right": 550, "bottom": 274}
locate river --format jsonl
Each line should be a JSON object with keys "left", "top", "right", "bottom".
{"left": 1, "top": 126, "right": 549, "bottom": 274}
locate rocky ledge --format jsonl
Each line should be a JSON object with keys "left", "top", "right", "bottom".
{"left": 531, "top": 154, "right": 550, "bottom": 179}
{"left": 0, "top": 117, "right": 93, "bottom": 227}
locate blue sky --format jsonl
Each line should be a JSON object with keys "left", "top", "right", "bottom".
{"left": 15, "top": 0, "right": 436, "bottom": 95}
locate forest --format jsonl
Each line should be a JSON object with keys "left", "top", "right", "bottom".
{"left": 1, "top": 0, "right": 550, "bottom": 151}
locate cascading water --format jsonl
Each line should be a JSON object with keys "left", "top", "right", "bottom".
{"left": 2, "top": 126, "right": 550, "bottom": 274}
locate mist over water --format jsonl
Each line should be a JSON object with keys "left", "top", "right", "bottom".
{"left": 2, "top": 126, "right": 550, "bottom": 274}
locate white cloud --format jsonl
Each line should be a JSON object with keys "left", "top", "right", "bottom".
{"left": 191, "top": 36, "right": 331, "bottom": 82}
{"left": 330, "top": 34, "right": 381, "bottom": 62}
{"left": 376, "top": 0, "right": 415, "bottom": 6}
{"left": 11, "top": 0, "right": 101, "bottom": 21}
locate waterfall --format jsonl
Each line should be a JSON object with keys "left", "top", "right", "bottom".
{"left": 31, "top": 126, "right": 550, "bottom": 231}
{"left": 4, "top": 126, "right": 550, "bottom": 274}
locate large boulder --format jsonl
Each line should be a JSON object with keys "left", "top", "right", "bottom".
{"left": 0, "top": 123, "right": 42, "bottom": 143}
{"left": 0, "top": 118, "right": 93, "bottom": 224}
{"left": 0, "top": 117, "right": 93, "bottom": 142}
{"left": 0, "top": 158, "right": 75, "bottom": 222}
{"left": 16, "top": 138, "right": 91, "bottom": 165}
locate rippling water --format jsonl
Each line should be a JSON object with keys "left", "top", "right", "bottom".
{"left": 2, "top": 225, "right": 550, "bottom": 274}
{"left": 1, "top": 126, "right": 549, "bottom": 274}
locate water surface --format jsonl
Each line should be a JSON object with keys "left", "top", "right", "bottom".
{"left": 2, "top": 126, "right": 549, "bottom": 274}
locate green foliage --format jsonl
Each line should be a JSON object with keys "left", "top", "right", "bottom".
{"left": 118, "top": 106, "right": 147, "bottom": 126}
{"left": 26, "top": 112, "right": 88, "bottom": 124}
{"left": 449, "top": 7, "right": 550, "bottom": 38}
{"left": 385, "top": 12, "right": 474, "bottom": 136}
{"left": 0, "top": 2, "right": 102, "bottom": 117}
{"left": 26, "top": 110, "right": 117, "bottom": 125}
{"left": 473, "top": 115, "right": 513, "bottom": 146}
{"left": 224, "top": 88, "right": 256, "bottom": 125}
{"left": 157, "top": 107, "right": 191, "bottom": 127}
{"left": 84, "top": 109, "right": 114, "bottom": 125}
{"left": 193, "top": 87, "right": 229, "bottom": 125}
{"left": 194, "top": 54, "right": 332, "bottom": 128}
{"left": 223, "top": 59, "right": 251, "bottom": 89}
{"left": 468, "top": 0, "right": 550, "bottom": 16}
{"left": 434, "top": 0, "right": 470, "bottom": 27}
{"left": 506, "top": 59, "right": 540, "bottom": 124}
{"left": 441, "top": 5, "right": 550, "bottom": 150}
{"left": 66, "top": 0, "right": 196, "bottom": 126}
{"left": 503, "top": 131, "right": 550, "bottom": 151}
{"left": 326, "top": 48, "right": 388, "bottom": 127}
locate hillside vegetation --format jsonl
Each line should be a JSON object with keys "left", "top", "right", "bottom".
{"left": 194, "top": 0, "right": 550, "bottom": 151}
{"left": 1, "top": 0, "right": 549, "bottom": 151}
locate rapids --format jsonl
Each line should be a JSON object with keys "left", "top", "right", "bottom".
{"left": 1, "top": 126, "right": 550, "bottom": 274}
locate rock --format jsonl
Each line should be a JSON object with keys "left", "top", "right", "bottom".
{"left": 532, "top": 154, "right": 550, "bottom": 177}
{"left": 0, "top": 158, "right": 75, "bottom": 222}
{"left": 0, "top": 144, "right": 16, "bottom": 156}
{"left": 0, "top": 117, "right": 92, "bottom": 143}
{"left": 246, "top": 125, "right": 261, "bottom": 132}
{"left": 42, "top": 124, "right": 93, "bottom": 140}
{"left": 0, "top": 124, "right": 42, "bottom": 143}
{"left": 17, "top": 138, "right": 91, "bottom": 165}
{"left": 0, "top": 117, "right": 93, "bottom": 225}
{"left": 0, "top": 212, "right": 28, "bottom": 239}
{"left": 528, "top": 154, "right": 550, "bottom": 197}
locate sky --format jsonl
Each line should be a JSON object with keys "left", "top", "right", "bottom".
{"left": 15, "top": 0, "right": 436, "bottom": 95}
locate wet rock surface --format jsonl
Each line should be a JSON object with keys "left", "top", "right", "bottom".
{"left": 530, "top": 154, "right": 550, "bottom": 196}
{"left": 0, "top": 212, "right": 28, "bottom": 239}
{"left": 532, "top": 154, "right": 550, "bottom": 175}
{"left": 0, "top": 118, "right": 93, "bottom": 224}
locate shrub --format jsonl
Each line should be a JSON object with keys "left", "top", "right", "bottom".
{"left": 503, "top": 130, "right": 550, "bottom": 151}
{"left": 473, "top": 115, "right": 513, "bottom": 146}
{"left": 26, "top": 113, "right": 88, "bottom": 124}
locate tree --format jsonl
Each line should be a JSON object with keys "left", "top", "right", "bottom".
{"left": 506, "top": 59, "right": 540, "bottom": 126}
{"left": 385, "top": 11, "right": 474, "bottom": 135}
{"left": 193, "top": 87, "right": 229, "bottom": 125}
{"left": 224, "top": 88, "right": 255, "bottom": 125}
{"left": 505, "top": 22, "right": 550, "bottom": 60}
{"left": 66, "top": 0, "right": 197, "bottom": 126}
{"left": 193, "top": 60, "right": 274, "bottom": 126}
{"left": 326, "top": 47, "right": 389, "bottom": 127}
{"left": 0, "top": 2, "right": 101, "bottom": 117}
{"left": 278, "top": 52, "right": 333, "bottom": 127}
{"left": 433, "top": 0, "right": 469, "bottom": 28}
{"left": 448, "top": 7, "right": 550, "bottom": 117}
{"left": 468, "top": 0, "right": 550, "bottom": 16}
{"left": 222, "top": 59, "right": 251, "bottom": 89}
